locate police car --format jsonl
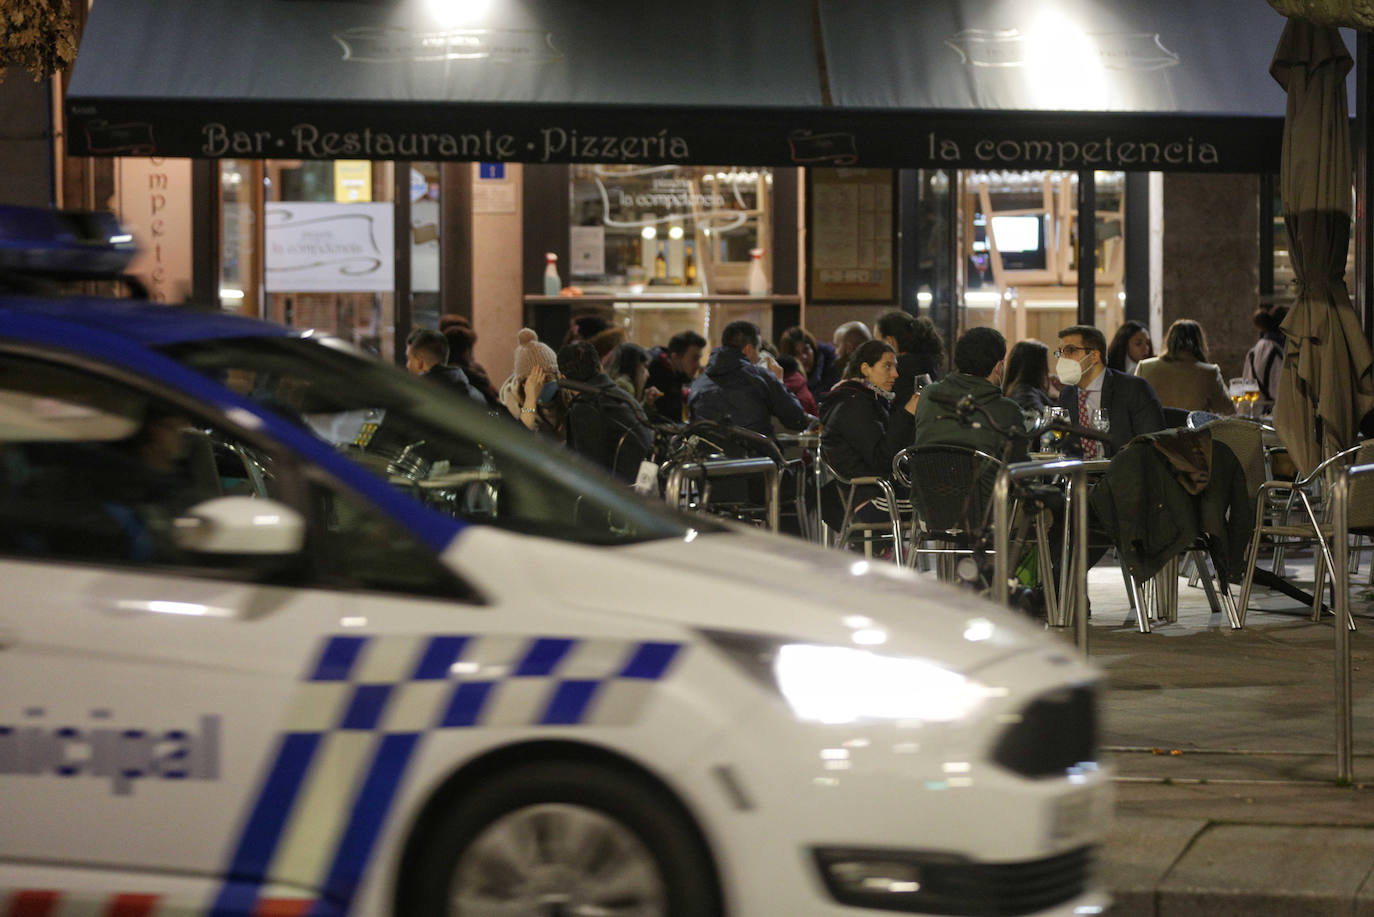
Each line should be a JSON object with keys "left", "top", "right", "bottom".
{"left": 0, "top": 207, "right": 1110, "bottom": 917}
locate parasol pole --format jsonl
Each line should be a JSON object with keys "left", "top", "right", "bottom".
{"left": 1359, "top": 32, "right": 1374, "bottom": 340}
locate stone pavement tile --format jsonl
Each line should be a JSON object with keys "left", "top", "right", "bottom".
{"left": 1114, "top": 781, "right": 1374, "bottom": 826}
{"left": 1157, "top": 825, "right": 1374, "bottom": 917}
{"left": 1099, "top": 816, "right": 1206, "bottom": 917}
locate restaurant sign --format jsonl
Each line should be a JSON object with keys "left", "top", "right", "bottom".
{"left": 66, "top": 100, "right": 1283, "bottom": 173}
{"left": 264, "top": 202, "right": 394, "bottom": 293}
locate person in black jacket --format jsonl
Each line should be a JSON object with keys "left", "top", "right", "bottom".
{"left": 687, "top": 320, "right": 812, "bottom": 435}
{"left": 645, "top": 330, "right": 705, "bottom": 423}
{"left": 557, "top": 341, "right": 656, "bottom": 483}
{"left": 1054, "top": 324, "right": 1165, "bottom": 458}
{"left": 405, "top": 328, "right": 487, "bottom": 406}
{"left": 876, "top": 310, "right": 945, "bottom": 409}
{"left": 818, "top": 339, "right": 918, "bottom": 528}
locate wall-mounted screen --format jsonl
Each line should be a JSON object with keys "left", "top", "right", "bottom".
{"left": 990, "top": 215, "right": 1042, "bottom": 253}
{"left": 990, "top": 214, "right": 1046, "bottom": 270}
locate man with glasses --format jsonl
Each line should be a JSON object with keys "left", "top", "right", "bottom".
{"left": 1054, "top": 324, "right": 1165, "bottom": 458}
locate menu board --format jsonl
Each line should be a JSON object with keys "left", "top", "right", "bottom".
{"left": 807, "top": 168, "right": 896, "bottom": 303}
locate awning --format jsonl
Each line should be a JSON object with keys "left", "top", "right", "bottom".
{"left": 65, "top": 0, "right": 1334, "bottom": 172}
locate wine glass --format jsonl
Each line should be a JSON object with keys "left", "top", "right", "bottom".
{"left": 1241, "top": 380, "right": 1261, "bottom": 418}
{"left": 1092, "top": 407, "right": 1110, "bottom": 436}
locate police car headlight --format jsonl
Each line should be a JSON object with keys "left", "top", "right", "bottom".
{"left": 701, "top": 631, "right": 997, "bottom": 725}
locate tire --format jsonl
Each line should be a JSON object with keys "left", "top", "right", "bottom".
{"left": 409, "top": 759, "right": 722, "bottom": 917}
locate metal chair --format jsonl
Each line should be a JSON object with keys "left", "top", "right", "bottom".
{"left": 818, "top": 455, "right": 905, "bottom": 563}
{"left": 893, "top": 445, "right": 1004, "bottom": 582}
{"left": 659, "top": 420, "right": 784, "bottom": 529}
{"left": 1136, "top": 419, "right": 1263, "bottom": 631}
{"left": 1236, "top": 441, "right": 1374, "bottom": 627}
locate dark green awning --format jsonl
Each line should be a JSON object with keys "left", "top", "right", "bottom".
{"left": 66, "top": 0, "right": 1335, "bottom": 171}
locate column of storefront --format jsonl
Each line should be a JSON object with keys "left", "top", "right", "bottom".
{"left": 1161, "top": 173, "right": 1261, "bottom": 380}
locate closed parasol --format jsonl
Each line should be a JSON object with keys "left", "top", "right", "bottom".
{"left": 1270, "top": 17, "right": 1374, "bottom": 477}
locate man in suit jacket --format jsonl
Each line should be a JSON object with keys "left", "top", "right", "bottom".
{"left": 1054, "top": 324, "right": 1166, "bottom": 458}
{"left": 1041, "top": 325, "right": 1168, "bottom": 603}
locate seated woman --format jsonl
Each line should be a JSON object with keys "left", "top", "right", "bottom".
{"left": 1106, "top": 320, "right": 1154, "bottom": 375}
{"left": 499, "top": 328, "right": 567, "bottom": 439}
{"left": 777, "top": 326, "right": 841, "bottom": 401}
{"left": 1135, "top": 319, "right": 1234, "bottom": 416}
{"left": 818, "top": 340, "right": 919, "bottom": 529}
{"left": 1003, "top": 339, "right": 1053, "bottom": 415}
{"left": 775, "top": 352, "right": 818, "bottom": 415}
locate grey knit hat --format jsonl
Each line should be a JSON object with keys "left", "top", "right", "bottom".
{"left": 512, "top": 327, "right": 559, "bottom": 381}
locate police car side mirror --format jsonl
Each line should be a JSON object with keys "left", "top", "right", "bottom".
{"left": 173, "top": 496, "right": 306, "bottom": 555}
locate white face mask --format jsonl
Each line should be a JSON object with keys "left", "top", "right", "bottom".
{"left": 1056, "top": 356, "right": 1084, "bottom": 387}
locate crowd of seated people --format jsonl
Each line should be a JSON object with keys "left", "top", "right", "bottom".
{"left": 401, "top": 307, "right": 1292, "bottom": 588}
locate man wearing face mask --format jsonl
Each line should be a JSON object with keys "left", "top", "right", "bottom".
{"left": 1054, "top": 324, "right": 1165, "bottom": 458}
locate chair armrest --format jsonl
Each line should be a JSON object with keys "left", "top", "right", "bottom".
{"left": 840, "top": 475, "right": 899, "bottom": 505}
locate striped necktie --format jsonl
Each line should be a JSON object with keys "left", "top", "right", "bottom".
{"left": 1078, "top": 389, "right": 1101, "bottom": 459}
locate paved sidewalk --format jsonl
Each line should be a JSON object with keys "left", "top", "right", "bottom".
{"left": 1069, "top": 556, "right": 1374, "bottom": 916}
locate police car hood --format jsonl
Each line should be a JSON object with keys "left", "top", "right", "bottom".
{"left": 450, "top": 527, "right": 1071, "bottom": 676}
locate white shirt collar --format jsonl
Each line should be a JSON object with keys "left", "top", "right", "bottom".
{"left": 1082, "top": 368, "right": 1106, "bottom": 394}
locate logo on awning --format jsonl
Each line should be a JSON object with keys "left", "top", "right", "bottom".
{"left": 945, "top": 29, "right": 1179, "bottom": 71}
{"left": 334, "top": 26, "right": 562, "bottom": 64}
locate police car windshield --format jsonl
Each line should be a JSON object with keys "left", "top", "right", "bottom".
{"left": 160, "top": 335, "right": 708, "bottom": 545}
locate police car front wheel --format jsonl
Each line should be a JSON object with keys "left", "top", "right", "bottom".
{"left": 410, "top": 760, "right": 722, "bottom": 917}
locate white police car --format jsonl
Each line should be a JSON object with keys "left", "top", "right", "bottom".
{"left": 0, "top": 208, "right": 1110, "bottom": 916}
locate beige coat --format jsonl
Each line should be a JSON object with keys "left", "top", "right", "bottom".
{"left": 1135, "top": 355, "right": 1235, "bottom": 415}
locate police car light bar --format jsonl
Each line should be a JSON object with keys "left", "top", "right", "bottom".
{"left": 0, "top": 206, "right": 138, "bottom": 279}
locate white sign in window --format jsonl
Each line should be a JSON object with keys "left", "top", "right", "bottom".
{"left": 265, "top": 202, "right": 394, "bottom": 292}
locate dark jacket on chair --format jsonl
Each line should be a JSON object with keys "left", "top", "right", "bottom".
{"left": 566, "top": 372, "right": 656, "bottom": 482}
{"left": 1057, "top": 368, "right": 1166, "bottom": 457}
{"left": 1089, "top": 427, "right": 1253, "bottom": 583}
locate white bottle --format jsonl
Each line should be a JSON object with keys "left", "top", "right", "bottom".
{"left": 543, "top": 252, "right": 561, "bottom": 296}
{"left": 747, "top": 248, "right": 768, "bottom": 296}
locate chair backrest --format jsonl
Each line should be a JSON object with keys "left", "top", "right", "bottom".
{"left": 899, "top": 444, "right": 1004, "bottom": 535}
{"left": 1343, "top": 441, "right": 1374, "bottom": 531}
{"left": 1202, "top": 418, "right": 1267, "bottom": 501}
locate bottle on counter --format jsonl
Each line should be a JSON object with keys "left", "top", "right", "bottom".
{"left": 747, "top": 248, "right": 768, "bottom": 296}
{"left": 543, "top": 252, "right": 561, "bottom": 296}
{"left": 654, "top": 242, "right": 668, "bottom": 280}
{"left": 684, "top": 241, "right": 697, "bottom": 285}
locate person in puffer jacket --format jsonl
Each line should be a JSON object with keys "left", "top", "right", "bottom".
{"left": 818, "top": 339, "right": 919, "bottom": 528}
{"left": 687, "top": 320, "right": 812, "bottom": 435}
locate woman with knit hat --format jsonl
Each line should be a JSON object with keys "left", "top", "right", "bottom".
{"left": 499, "top": 328, "right": 566, "bottom": 437}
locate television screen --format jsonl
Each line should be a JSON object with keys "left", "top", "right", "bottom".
{"left": 990, "top": 215, "right": 1043, "bottom": 253}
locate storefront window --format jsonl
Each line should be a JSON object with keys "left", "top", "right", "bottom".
{"left": 409, "top": 162, "right": 442, "bottom": 330}
{"left": 963, "top": 170, "right": 1126, "bottom": 344}
{"left": 220, "top": 160, "right": 399, "bottom": 360}
{"left": 218, "top": 160, "right": 256, "bottom": 316}
{"left": 568, "top": 165, "right": 773, "bottom": 347}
